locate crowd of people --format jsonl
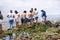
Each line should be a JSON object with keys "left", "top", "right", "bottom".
{"left": 0, "top": 8, "right": 47, "bottom": 33}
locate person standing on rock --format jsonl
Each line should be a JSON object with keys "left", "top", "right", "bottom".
{"left": 7, "top": 10, "right": 15, "bottom": 32}
{"left": 41, "top": 10, "right": 47, "bottom": 25}
{"left": 28, "top": 10, "right": 34, "bottom": 27}
{"left": 34, "top": 8, "right": 38, "bottom": 26}
{"left": 21, "top": 11, "right": 27, "bottom": 27}
{"left": 15, "top": 10, "right": 20, "bottom": 30}
{"left": 0, "top": 11, "right": 3, "bottom": 33}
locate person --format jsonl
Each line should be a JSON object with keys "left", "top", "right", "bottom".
{"left": 21, "top": 11, "right": 27, "bottom": 27}
{"left": 15, "top": 10, "right": 20, "bottom": 30}
{"left": 41, "top": 10, "right": 47, "bottom": 25}
{"left": 34, "top": 8, "right": 38, "bottom": 26}
{"left": 28, "top": 10, "right": 34, "bottom": 27}
{"left": 31, "top": 8, "right": 33, "bottom": 12}
{"left": 0, "top": 11, "right": 3, "bottom": 33}
{"left": 7, "top": 10, "right": 15, "bottom": 32}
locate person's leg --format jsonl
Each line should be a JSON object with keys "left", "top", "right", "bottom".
{"left": 31, "top": 18, "right": 34, "bottom": 26}
{"left": 21, "top": 18, "right": 23, "bottom": 25}
{"left": 26, "top": 18, "right": 28, "bottom": 26}
{"left": 42, "top": 17, "right": 46, "bottom": 25}
{"left": 9, "top": 21, "right": 12, "bottom": 33}
{"left": 11, "top": 20, "right": 14, "bottom": 28}
{"left": 44, "top": 17, "right": 46, "bottom": 25}
{"left": 16, "top": 22, "right": 19, "bottom": 28}
{"left": 30, "top": 19, "right": 31, "bottom": 26}
{"left": 23, "top": 19, "right": 27, "bottom": 27}
{"left": 24, "top": 18, "right": 27, "bottom": 27}
{"left": 16, "top": 19, "right": 19, "bottom": 29}
{"left": 9, "top": 21, "right": 11, "bottom": 29}
{"left": 10, "top": 21, "right": 14, "bottom": 32}
{"left": 27, "top": 19, "right": 30, "bottom": 27}
{"left": 0, "top": 24, "right": 2, "bottom": 33}
{"left": 42, "top": 17, "right": 44, "bottom": 25}
{"left": 35, "top": 17, "right": 38, "bottom": 26}
{"left": 9, "top": 19, "right": 14, "bottom": 32}
{"left": 30, "top": 19, "right": 33, "bottom": 27}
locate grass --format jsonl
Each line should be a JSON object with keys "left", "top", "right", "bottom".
{"left": 0, "top": 21, "right": 60, "bottom": 40}
{"left": 0, "top": 23, "right": 51, "bottom": 39}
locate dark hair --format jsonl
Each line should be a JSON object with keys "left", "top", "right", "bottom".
{"left": 10, "top": 10, "right": 13, "bottom": 13}
{"left": 29, "top": 10, "right": 32, "bottom": 13}
{"left": 31, "top": 8, "right": 33, "bottom": 12}
{"left": 0, "top": 11, "right": 1, "bottom": 14}
{"left": 41, "top": 10, "right": 44, "bottom": 12}
{"left": 34, "top": 8, "right": 37, "bottom": 11}
{"left": 23, "top": 11, "right": 27, "bottom": 13}
{"left": 15, "top": 10, "right": 18, "bottom": 14}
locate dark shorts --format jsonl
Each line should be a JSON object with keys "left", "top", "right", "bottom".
{"left": 35, "top": 17, "right": 38, "bottom": 20}
{"left": 28, "top": 19, "right": 31, "bottom": 22}
{"left": 21, "top": 18, "right": 27, "bottom": 23}
{"left": 28, "top": 18, "right": 34, "bottom": 22}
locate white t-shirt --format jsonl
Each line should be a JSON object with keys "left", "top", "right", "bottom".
{"left": 34, "top": 11, "right": 38, "bottom": 17}
{"left": 15, "top": 13, "right": 21, "bottom": 22}
{"left": 15, "top": 13, "right": 20, "bottom": 19}
{"left": 7, "top": 13, "right": 15, "bottom": 20}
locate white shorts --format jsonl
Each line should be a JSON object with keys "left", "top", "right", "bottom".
{"left": 15, "top": 18, "right": 20, "bottom": 22}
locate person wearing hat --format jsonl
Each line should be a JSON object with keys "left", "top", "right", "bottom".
{"left": 41, "top": 10, "right": 47, "bottom": 25}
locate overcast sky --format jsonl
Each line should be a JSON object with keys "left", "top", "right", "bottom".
{"left": 0, "top": 0, "right": 60, "bottom": 16}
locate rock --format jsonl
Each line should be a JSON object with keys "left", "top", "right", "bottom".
{"left": 0, "top": 39, "right": 2, "bottom": 40}
{"left": 12, "top": 33, "right": 16, "bottom": 39}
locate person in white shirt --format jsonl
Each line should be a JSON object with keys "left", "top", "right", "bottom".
{"left": 34, "top": 8, "right": 38, "bottom": 26}
{"left": 7, "top": 10, "right": 15, "bottom": 30}
{"left": 15, "top": 10, "right": 20, "bottom": 30}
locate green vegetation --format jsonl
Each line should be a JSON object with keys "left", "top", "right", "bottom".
{"left": 0, "top": 21, "right": 60, "bottom": 40}
{"left": 56, "top": 22, "right": 60, "bottom": 24}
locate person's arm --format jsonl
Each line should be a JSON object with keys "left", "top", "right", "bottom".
{"left": 7, "top": 13, "right": 9, "bottom": 18}
{"left": 13, "top": 13, "right": 15, "bottom": 18}
{"left": 13, "top": 15, "right": 15, "bottom": 18}
{"left": 1, "top": 15, "right": 3, "bottom": 20}
{"left": 18, "top": 13, "right": 20, "bottom": 18}
{"left": 45, "top": 12, "right": 47, "bottom": 17}
{"left": 7, "top": 15, "right": 9, "bottom": 17}
{"left": 20, "top": 13, "right": 23, "bottom": 18}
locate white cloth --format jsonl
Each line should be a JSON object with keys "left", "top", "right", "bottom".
{"left": 34, "top": 11, "right": 38, "bottom": 17}
{"left": 15, "top": 13, "right": 20, "bottom": 19}
{"left": 15, "top": 13, "right": 20, "bottom": 22}
{"left": 7, "top": 13, "right": 15, "bottom": 20}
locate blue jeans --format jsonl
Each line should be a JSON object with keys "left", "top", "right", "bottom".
{"left": 9, "top": 19, "right": 14, "bottom": 29}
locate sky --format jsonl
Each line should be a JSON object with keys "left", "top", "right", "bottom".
{"left": 0, "top": 0, "right": 60, "bottom": 21}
